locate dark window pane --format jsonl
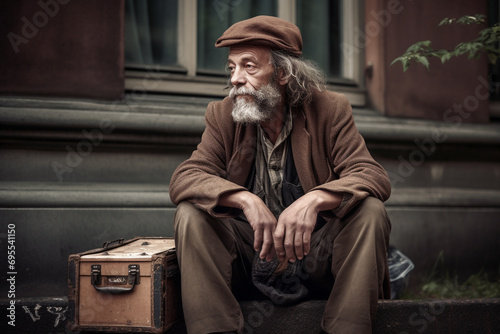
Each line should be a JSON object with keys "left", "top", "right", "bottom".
{"left": 125, "top": 0, "right": 178, "bottom": 66}
{"left": 296, "top": 0, "right": 342, "bottom": 78}
{"left": 197, "top": 0, "right": 277, "bottom": 74}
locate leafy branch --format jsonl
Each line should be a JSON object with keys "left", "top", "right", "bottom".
{"left": 392, "top": 14, "right": 500, "bottom": 72}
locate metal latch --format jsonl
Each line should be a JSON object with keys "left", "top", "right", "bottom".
{"left": 128, "top": 264, "right": 140, "bottom": 285}
{"left": 91, "top": 264, "right": 102, "bottom": 285}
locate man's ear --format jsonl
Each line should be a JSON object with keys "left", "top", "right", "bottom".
{"left": 277, "top": 69, "right": 288, "bottom": 86}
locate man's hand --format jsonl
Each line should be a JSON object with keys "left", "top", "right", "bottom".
{"left": 218, "top": 190, "right": 277, "bottom": 260}
{"left": 274, "top": 190, "right": 343, "bottom": 262}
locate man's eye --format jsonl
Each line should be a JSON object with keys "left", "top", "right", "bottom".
{"left": 246, "top": 64, "right": 255, "bottom": 69}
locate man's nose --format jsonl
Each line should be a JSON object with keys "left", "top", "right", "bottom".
{"left": 230, "top": 66, "right": 247, "bottom": 86}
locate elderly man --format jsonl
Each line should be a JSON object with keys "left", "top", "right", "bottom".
{"left": 169, "top": 16, "right": 391, "bottom": 334}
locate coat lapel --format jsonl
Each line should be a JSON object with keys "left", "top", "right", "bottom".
{"left": 291, "top": 108, "right": 315, "bottom": 192}
{"left": 226, "top": 123, "right": 257, "bottom": 186}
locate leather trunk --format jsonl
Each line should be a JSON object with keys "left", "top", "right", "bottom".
{"left": 67, "top": 237, "right": 181, "bottom": 333}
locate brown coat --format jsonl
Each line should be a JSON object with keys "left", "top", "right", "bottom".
{"left": 169, "top": 90, "right": 391, "bottom": 219}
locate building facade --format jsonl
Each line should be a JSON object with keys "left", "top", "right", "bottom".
{"left": 0, "top": 1, "right": 499, "bottom": 327}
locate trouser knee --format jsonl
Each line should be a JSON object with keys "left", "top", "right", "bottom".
{"left": 173, "top": 201, "right": 237, "bottom": 258}
{"left": 356, "top": 197, "right": 390, "bottom": 229}
{"left": 173, "top": 201, "right": 207, "bottom": 237}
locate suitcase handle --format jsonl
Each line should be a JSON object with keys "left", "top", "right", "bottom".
{"left": 102, "top": 238, "right": 124, "bottom": 249}
{"left": 91, "top": 264, "right": 139, "bottom": 294}
{"left": 92, "top": 284, "right": 137, "bottom": 294}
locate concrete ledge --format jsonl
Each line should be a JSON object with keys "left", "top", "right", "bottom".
{"left": 2, "top": 183, "right": 500, "bottom": 208}
{"left": 0, "top": 182, "right": 173, "bottom": 208}
{"left": 1, "top": 297, "right": 499, "bottom": 333}
{"left": 2, "top": 95, "right": 500, "bottom": 145}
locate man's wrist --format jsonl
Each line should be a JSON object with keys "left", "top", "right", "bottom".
{"left": 218, "top": 189, "right": 254, "bottom": 210}
{"left": 310, "top": 189, "right": 343, "bottom": 212}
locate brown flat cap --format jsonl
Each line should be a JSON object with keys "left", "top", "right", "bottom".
{"left": 215, "top": 15, "right": 303, "bottom": 57}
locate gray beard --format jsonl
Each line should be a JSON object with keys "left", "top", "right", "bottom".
{"left": 229, "top": 81, "right": 282, "bottom": 124}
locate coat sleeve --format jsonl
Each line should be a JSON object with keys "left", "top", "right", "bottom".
{"left": 311, "top": 93, "right": 391, "bottom": 218}
{"left": 169, "top": 101, "right": 247, "bottom": 217}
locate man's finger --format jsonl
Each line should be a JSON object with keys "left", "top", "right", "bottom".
{"left": 294, "top": 230, "right": 304, "bottom": 260}
{"left": 302, "top": 231, "right": 311, "bottom": 257}
{"left": 284, "top": 228, "right": 296, "bottom": 262}
{"left": 253, "top": 227, "right": 263, "bottom": 252}
{"left": 273, "top": 224, "right": 286, "bottom": 261}
{"left": 260, "top": 227, "right": 274, "bottom": 259}
{"left": 265, "top": 245, "right": 276, "bottom": 262}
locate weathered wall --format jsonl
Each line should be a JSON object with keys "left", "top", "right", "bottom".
{"left": 0, "top": 0, "right": 124, "bottom": 100}
{"left": 366, "top": 0, "right": 490, "bottom": 122}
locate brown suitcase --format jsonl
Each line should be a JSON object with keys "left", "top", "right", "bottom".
{"left": 67, "top": 237, "right": 182, "bottom": 333}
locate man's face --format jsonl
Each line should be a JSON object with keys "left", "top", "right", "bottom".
{"left": 227, "top": 45, "right": 284, "bottom": 124}
{"left": 228, "top": 45, "right": 275, "bottom": 92}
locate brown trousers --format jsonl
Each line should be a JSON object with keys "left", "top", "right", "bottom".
{"left": 174, "top": 197, "right": 391, "bottom": 334}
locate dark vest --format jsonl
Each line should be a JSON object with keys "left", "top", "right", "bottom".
{"left": 246, "top": 144, "right": 326, "bottom": 230}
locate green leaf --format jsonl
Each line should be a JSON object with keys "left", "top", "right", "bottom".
{"left": 406, "top": 40, "right": 431, "bottom": 53}
{"left": 402, "top": 58, "right": 410, "bottom": 72}
{"left": 440, "top": 53, "right": 453, "bottom": 63}
{"left": 418, "top": 56, "right": 430, "bottom": 70}
{"left": 439, "top": 14, "right": 486, "bottom": 26}
{"left": 439, "top": 18, "right": 454, "bottom": 26}
{"left": 457, "top": 14, "right": 486, "bottom": 25}
{"left": 390, "top": 56, "right": 403, "bottom": 67}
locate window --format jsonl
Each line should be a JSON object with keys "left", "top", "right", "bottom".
{"left": 296, "top": 0, "right": 342, "bottom": 78}
{"left": 124, "top": 0, "right": 365, "bottom": 106}
{"left": 125, "top": 0, "right": 179, "bottom": 68}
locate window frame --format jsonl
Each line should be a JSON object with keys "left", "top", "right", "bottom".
{"left": 124, "top": 0, "right": 366, "bottom": 106}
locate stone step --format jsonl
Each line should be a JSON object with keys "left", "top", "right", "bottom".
{"left": 1, "top": 297, "right": 499, "bottom": 333}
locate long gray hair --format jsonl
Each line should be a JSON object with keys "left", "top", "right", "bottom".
{"left": 270, "top": 50, "right": 326, "bottom": 107}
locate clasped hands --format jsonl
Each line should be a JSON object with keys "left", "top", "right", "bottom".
{"left": 219, "top": 189, "right": 342, "bottom": 263}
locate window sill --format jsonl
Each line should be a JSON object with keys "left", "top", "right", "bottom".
{"left": 124, "top": 70, "right": 367, "bottom": 107}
